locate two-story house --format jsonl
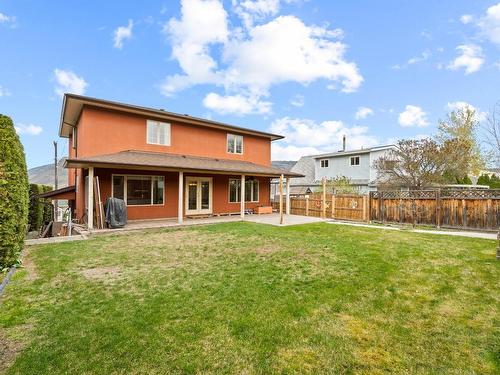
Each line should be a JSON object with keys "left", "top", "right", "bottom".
{"left": 47, "top": 94, "right": 301, "bottom": 228}
{"left": 288, "top": 144, "right": 395, "bottom": 194}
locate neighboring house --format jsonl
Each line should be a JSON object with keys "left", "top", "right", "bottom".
{"left": 44, "top": 94, "right": 301, "bottom": 228}
{"left": 288, "top": 145, "right": 395, "bottom": 194}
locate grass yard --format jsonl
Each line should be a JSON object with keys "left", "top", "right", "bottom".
{"left": 0, "top": 222, "right": 499, "bottom": 374}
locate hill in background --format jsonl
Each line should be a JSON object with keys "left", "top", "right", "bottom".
{"left": 28, "top": 158, "right": 67, "bottom": 187}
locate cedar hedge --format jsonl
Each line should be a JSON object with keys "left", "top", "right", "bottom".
{"left": 0, "top": 114, "right": 29, "bottom": 269}
{"left": 28, "top": 184, "right": 53, "bottom": 231}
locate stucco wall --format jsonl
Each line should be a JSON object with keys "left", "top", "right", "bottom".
{"left": 75, "top": 168, "right": 271, "bottom": 221}
{"left": 74, "top": 106, "right": 271, "bottom": 166}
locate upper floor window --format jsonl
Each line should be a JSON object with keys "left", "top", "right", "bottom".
{"left": 350, "top": 156, "right": 360, "bottom": 166}
{"left": 147, "top": 120, "right": 171, "bottom": 146}
{"left": 227, "top": 134, "right": 243, "bottom": 154}
{"left": 320, "top": 159, "right": 329, "bottom": 168}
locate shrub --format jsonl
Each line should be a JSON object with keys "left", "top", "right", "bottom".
{"left": 0, "top": 114, "right": 29, "bottom": 269}
{"left": 28, "top": 184, "right": 53, "bottom": 231}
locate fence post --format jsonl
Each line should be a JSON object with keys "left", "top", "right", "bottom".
{"left": 487, "top": 198, "right": 492, "bottom": 229}
{"left": 362, "top": 195, "right": 367, "bottom": 222}
{"left": 368, "top": 192, "right": 372, "bottom": 223}
{"left": 462, "top": 199, "right": 467, "bottom": 228}
{"left": 322, "top": 178, "right": 326, "bottom": 219}
{"left": 306, "top": 196, "right": 309, "bottom": 216}
{"left": 381, "top": 192, "right": 385, "bottom": 223}
{"left": 332, "top": 194, "right": 336, "bottom": 219}
{"left": 436, "top": 189, "right": 441, "bottom": 229}
{"left": 412, "top": 194, "right": 417, "bottom": 228}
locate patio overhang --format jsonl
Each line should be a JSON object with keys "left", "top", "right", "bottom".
{"left": 35, "top": 185, "right": 76, "bottom": 200}
{"left": 64, "top": 150, "right": 304, "bottom": 178}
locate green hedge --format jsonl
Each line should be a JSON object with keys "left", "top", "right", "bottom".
{"left": 0, "top": 114, "right": 29, "bottom": 269}
{"left": 28, "top": 184, "right": 53, "bottom": 231}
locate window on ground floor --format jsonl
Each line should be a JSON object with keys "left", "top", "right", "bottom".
{"left": 112, "top": 174, "right": 164, "bottom": 205}
{"left": 229, "top": 178, "right": 259, "bottom": 203}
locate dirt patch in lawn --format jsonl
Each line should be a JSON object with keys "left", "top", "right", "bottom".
{"left": 80, "top": 266, "right": 122, "bottom": 281}
{"left": 0, "top": 334, "right": 24, "bottom": 373}
{"left": 22, "top": 254, "right": 38, "bottom": 280}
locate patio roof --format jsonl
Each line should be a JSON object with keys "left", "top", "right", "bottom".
{"left": 35, "top": 185, "right": 76, "bottom": 200}
{"left": 65, "top": 150, "right": 304, "bottom": 177}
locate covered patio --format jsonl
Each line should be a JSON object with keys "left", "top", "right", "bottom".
{"left": 65, "top": 150, "right": 303, "bottom": 229}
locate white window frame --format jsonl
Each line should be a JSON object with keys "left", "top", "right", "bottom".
{"left": 146, "top": 120, "right": 171, "bottom": 146}
{"left": 350, "top": 156, "right": 360, "bottom": 166}
{"left": 111, "top": 174, "right": 165, "bottom": 206}
{"left": 227, "top": 134, "right": 243, "bottom": 154}
{"left": 320, "top": 159, "right": 329, "bottom": 168}
{"left": 228, "top": 178, "right": 259, "bottom": 203}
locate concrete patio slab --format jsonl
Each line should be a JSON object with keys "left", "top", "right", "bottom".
{"left": 245, "top": 213, "right": 327, "bottom": 226}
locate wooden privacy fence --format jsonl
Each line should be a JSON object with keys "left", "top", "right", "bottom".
{"left": 370, "top": 189, "right": 500, "bottom": 231}
{"left": 272, "top": 193, "right": 369, "bottom": 221}
{"left": 272, "top": 189, "right": 500, "bottom": 231}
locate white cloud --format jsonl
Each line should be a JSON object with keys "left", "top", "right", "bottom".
{"left": 269, "top": 117, "right": 378, "bottom": 152}
{"left": 446, "top": 101, "right": 487, "bottom": 122}
{"left": 0, "top": 85, "right": 11, "bottom": 97}
{"left": 460, "top": 14, "right": 473, "bottom": 24}
{"left": 398, "top": 105, "right": 429, "bottom": 127}
{"left": 407, "top": 50, "right": 431, "bottom": 65}
{"left": 161, "top": 1, "right": 362, "bottom": 109}
{"left": 477, "top": 2, "right": 500, "bottom": 45}
{"left": 290, "top": 94, "right": 304, "bottom": 107}
{"left": 15, "top": 123, "right": 43, "bottom": 136}
{"left": 203, "top": 92, "right": 272, "bottom": 115}
{"left": 447, "top": 44, "right": 484, "bottom": 74}
{"left": 271, "top": 143, "right": 321, "bottom": 160}
{"left": 54, "top": 69, "right": 88, "bottom": 97}
{"left": 113, "top": 20, "right": 134, "bottom": 49}
{"left": 0, "top": 12, "right": 16, "bottom": 27}
{"left": 355, "top": 106, "right": 373, "bottom": 120}
{"left": 233, "top": 0, "right": 280, "bottom": 29}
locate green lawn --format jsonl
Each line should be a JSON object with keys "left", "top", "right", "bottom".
{"left": 0, "top": 222, "right": 499, "bottom": 374}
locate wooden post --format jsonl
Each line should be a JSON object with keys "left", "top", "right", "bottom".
{"left": 436, "top": 189, "right": 441, "bottom": 229}
{"left": 178, "top": 171, "right": 183, "bottom": 224}
{"left": 487, "top": 198, "right": 492, "bottom": 229}
{"left": 380, "top": 191, "right": 385, "bottom": 223}
{"left": 362, "top": 195, "right": 367, "bottom": 222}
{"left": 286, "top": 177, "right": 291, "bottom": 215}
{"left": 368, "top": 192, "right": 372, "bottom": 223}
{"left": 279, "top": 174, "right": 284, "bottom": 225}
{"left": 305, "top": 196, "right": 309, "bottom": 216}
{"left": 462, "top": 198, "right": 467, "bottom": 228}
{"left": 331, "top": 194, "right": 335, "bottom": 219}
{"left": 412, "top": 195, "right": 417, "bottom": 228}
{"left": 241, "top": 175, "right": 246, "bottom": 219}
{"left": 87, "top": 166, "right": 94, "bottom": 230}
{"left": 322, "top": 178, "right": 326, "bottom": 219}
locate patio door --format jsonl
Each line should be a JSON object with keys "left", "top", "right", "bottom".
{"left": 185, "top": 177, "right": 213, "bottom": 215}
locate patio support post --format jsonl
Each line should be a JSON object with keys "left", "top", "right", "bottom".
{"left": 178, "top": 171, "right": 183, "bottom": 224}
{"left": 240, "top": 175, "right": 245, "bottom": 219}
{"left": 285, "top": 177, "right": 290, "bottom": 215}
{"left": 87, "top": 166, "right": 94, "bottom": 230}
{"left": 279, "top": 174, "right": 284, "bottom": 225}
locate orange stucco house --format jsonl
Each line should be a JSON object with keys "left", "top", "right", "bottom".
{"left": 49, "top": 94, "right": 300, "bottom": 229}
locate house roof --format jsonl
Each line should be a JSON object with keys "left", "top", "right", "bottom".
{"left": 59, "top": 94, "right": 284, "bottom": 141}
{"left": 35, "top": 185, "right": 76, "bottom": 199}
{"left": 288, "top": 156, "right": 316, "bottom": 185}
{"left": 312, "top": 144, "right": 395, "bottom": 159}
{"left": 64, "top": 150, "right": 304, "bottom": 177}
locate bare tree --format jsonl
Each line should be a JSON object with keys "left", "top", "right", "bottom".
{"left": 374, "top": 138, "right": 463, "bottom": 189}
{"left": 483, "top": 102, "right": 500, "bottom": 168}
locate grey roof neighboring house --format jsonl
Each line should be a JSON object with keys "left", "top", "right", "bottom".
{"left": 312, "top": 144, "right": 395, "bottom": 159}
{"left": 65, "top": 150, "right": 303, "bottom": 177}
{"left": 271, "top": 160, "right": 296, "bottom": 171}
{"left": 288, "top": 156, "right": 317, "bottom": 186}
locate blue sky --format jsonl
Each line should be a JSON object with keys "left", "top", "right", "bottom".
{"left": 1, "top": 0, "right": 499, "bottom": 168}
